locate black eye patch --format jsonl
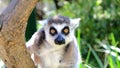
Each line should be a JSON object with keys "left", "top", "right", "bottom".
{"left": 62, "top": 26, "right": 69, "bottom": 35}
{"left": 49, "top": 27, "right": 57, "bottom": 36}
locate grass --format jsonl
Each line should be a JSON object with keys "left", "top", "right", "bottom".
{"left": 87, "top": 44, "right": 104, "bottom": 68}
{"left": 78, "top": 32, "right": 120, "bottom": 68}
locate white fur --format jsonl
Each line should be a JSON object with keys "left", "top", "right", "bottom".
{"left": 44, "top": 23, "right": 73, "bottom": 47}
{"left": 27, "top": 17, "right": 81, "bottom": 68}
{"left": 35, "top": 40, "right": 65, "bottom": 68}
{"left": 70, "top": 18, "right": 81, "bottom": 30}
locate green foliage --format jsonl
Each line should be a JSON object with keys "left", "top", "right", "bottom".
{"left": 57, "top": 0, "right": 120, "bottom": 67}
{"left": 25, "top": 8, "right": 37, "bottom": 41}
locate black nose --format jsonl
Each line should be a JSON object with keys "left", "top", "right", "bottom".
{"left": 55, "top": 34, "right": 65, "bottom": 45}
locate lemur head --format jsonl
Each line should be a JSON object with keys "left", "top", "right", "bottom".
{"left": 40, "top": 15, "right": 80, "bottom": 46}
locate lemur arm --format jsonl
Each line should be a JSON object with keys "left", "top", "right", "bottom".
{"left": 26, "top": 28, "right": 45, "bottom": 66}
{"left": 61, "top": 37, "right": 80, "bottom": 68}
{"left": 26, "top": 28, "right": 45, "bottom": 54}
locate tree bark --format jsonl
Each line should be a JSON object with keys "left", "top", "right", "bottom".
{"left": 0, "top": 0, "right": 37, "bottom": 68}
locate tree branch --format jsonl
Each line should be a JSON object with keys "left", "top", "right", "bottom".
{"left": 0, "top": 0, "right": 38, "bottom": 68}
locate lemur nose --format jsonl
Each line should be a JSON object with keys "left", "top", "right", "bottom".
{"left": 55, "top": 34, "right": 65, "bottom": 45}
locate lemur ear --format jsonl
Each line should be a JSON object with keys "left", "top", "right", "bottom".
{"left": 38, "top": 19, "right": 48, "bottom": 26}
{"left": 70, "top": 18, "right": 81, "bottom": 29}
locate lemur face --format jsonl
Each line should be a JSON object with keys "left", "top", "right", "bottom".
{"left": 49, "top": 24, "right": 69, "bottom": 45}
{"left": 42, "top": 15, "right": 80, "bottom": 46}
{"left": 45, "top": 23, "right": 73, "bottom": 46}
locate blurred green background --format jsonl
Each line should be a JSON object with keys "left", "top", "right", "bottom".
{"left": 0, "top": 0, "right": 120, "bottom": 68}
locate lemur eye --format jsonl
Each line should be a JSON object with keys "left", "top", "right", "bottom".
{"left": 51, "top": 29, "right": 55, "bottom": 34}
{"left": 64, "top": 28, "right": 69, "bottom": 33}
{"left": 62, "top": 26, "right": 69, "bottom": 35}
{"left": 50, "top": 27, "right": 57, "bottom": 36}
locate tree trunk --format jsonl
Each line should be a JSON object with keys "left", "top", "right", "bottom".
{"left": 0, "top": 0, "right": 37, "bottom": 68}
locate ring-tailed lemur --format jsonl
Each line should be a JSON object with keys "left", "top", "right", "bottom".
{"left": 26, "top": 15, "right": 81, "bottom": 68}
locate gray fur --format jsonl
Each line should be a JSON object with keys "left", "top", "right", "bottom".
{"left": 26, "top": 15, "right": 81, "bottom": 68}
{"left": 48, "top": 15, "right": 70, "bottom": 25}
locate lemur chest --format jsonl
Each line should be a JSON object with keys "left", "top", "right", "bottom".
{"left": 39, "top": 46, "right": 64, "bottom": 67}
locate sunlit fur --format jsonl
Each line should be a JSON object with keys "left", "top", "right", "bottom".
{"left": 26, "top": 15, "right": 81, "bottom": 68}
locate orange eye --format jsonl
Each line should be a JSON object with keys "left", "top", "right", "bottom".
{"left": 64, "top": 28, "right": 69, "bottom": 33}
{"left": 51, "top": 29, "right": 55, "bottom": 34}
{"left": 62, "top": 26, "right": 69, "bottom": 35}
{"left": 50, "top": 27, "right": 57, "bottom": 36}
